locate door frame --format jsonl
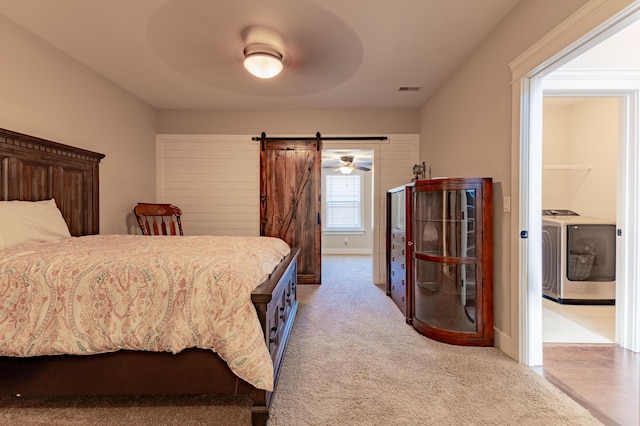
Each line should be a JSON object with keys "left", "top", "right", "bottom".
{"left": 322, "top": 141, "right": 381, "bottom": 278}
{"left": 509, "top": 0, "right": 640, "bottom": 364}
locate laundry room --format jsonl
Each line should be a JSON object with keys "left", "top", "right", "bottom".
{"left": 542, "top": 96, "right": 618, "bottom": 222}
{"left": 541, "top": 95, "right": 618, "bottom": 343}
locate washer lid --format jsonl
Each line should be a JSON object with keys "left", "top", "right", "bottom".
{"left": 542, "top": 209, "right": 579, "bottom": 216}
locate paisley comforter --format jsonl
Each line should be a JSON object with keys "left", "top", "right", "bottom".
{"left": 0, "top": 235, "right": 291, "bottom": 391}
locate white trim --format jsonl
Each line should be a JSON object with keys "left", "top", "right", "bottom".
{"left": 509, "top": 0, "right": 640, "bottom": 81}
{"left": 617, "top": 92, "right": 640, "bottom": 352}
{"left": 510, "top": 0, "right": 640, "bottom": 364}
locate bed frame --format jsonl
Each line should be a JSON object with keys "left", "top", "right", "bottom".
{"left": 0, "top": 128, "right": 299, "bottom": 425}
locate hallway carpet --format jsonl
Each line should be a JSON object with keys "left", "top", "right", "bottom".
{"left": 267, "top": 255, "right": 601, "bottom": 425}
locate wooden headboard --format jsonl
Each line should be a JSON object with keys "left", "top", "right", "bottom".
{"left": 0, "top": 128, "right": 105, "bottom": 236}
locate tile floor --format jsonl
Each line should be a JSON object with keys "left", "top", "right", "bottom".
{"left": 542, "top": 298, "right": 615, "bottom": 343}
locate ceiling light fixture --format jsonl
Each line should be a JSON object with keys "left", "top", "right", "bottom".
{"left": 243, "top": 44, "right": 283, "bottom": 79}
{"left": 338, "top": 165, "right": 354, "bottom": 175}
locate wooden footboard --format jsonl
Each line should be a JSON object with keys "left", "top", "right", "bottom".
{"left": 250, "top": 247, "right": 299, "bottom": 424}
{"left": 0, "top": 248, "right": 299, "bottom": 426}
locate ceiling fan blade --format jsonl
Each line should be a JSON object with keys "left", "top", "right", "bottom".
{"left": 354, "top": 165, "right": 371, "bottom": 171}
{"left": 322, "top": 160, "right": 342, "bottom": 168}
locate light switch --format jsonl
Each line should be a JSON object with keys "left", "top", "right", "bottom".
{"left": 503, "top": 196, "right": 511, "bottom": 213}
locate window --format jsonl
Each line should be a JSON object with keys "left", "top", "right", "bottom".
{"left": 324, "top": 174, "right": 363, "bottom": 232}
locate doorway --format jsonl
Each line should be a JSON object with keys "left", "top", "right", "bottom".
{"left": 321, "top": 148, "right": 375, "bottom": 280}
{"left": 320, "top": 135, "right": 420, "bottom": 287}
{"left": 540, "top": 95, "right": 619, "bottom": 345}
{"left": 511, "top": 2, "right": 640, "bottom": 365}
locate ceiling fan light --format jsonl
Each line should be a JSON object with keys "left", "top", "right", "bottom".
{"left": 243, "top": 45, "right": 283, "bottom": 79}
{"left": 338, "top": 165, "right": 354, "bottom": 175}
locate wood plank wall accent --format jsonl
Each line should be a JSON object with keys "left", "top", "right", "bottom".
{"left": 0, "top": 128, "right": 105, "bottom": 236}
{"left": 156, "top": 134, "right": 418, "bottom": 284}
{"left": 156, "top": 135, "right": 260, "bottom": 236}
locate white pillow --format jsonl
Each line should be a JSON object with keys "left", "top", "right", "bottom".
{"left": 0, "top": 199, "right": 71, "bottom": 249}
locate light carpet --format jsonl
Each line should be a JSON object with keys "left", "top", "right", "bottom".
{"left": 266, "top": 255, "right": 601, "bottom": 425}
{"left": 0, "top": 255, "right": 601, "bottom": 425}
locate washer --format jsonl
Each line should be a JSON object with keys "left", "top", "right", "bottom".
{"left": 541, "top": 210, "right": 616, "bottom": 304}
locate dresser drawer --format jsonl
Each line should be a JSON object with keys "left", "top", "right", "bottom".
{"left": 390, "top": 262, "right": 407, "bottom": 315}
{"left": 391, "top": 241, "right": 406, "bottom": 259}
{"left": 391, "top": 229, "right": 405, "bottom": 245}
{"left": 390, "top": 260, "right": 406, "bottom": 283}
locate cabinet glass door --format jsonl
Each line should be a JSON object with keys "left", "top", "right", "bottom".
{"left": 390, "top": 190, "right": 406, "bottom": 230}
{"left": 413, "top": 188, "right": 478, "bottom": 333}
{"left": 413, "top": 189, "right": 476, "bottom": 258}
{"left": 414, "top": 260, "right": 477, "bottom": 331}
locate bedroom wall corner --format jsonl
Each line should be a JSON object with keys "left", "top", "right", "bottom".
{"left": 0, "top": 13, "right": 157, "bottom": 235}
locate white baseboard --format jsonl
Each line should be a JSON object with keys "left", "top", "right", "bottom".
{"left": 493, "top": 328, "right": 514, "bottom": 360}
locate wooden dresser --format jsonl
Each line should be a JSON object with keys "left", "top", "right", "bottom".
{"left": 386, "top": 184, "right": 411, "bottom": 323}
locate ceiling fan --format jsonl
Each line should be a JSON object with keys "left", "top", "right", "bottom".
{"left": 323, "top": 155, "right": 371, "bottom": 174}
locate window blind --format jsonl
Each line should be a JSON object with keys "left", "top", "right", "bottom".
{"left": 325, "top": 174, "right": 362, "bottom": 230}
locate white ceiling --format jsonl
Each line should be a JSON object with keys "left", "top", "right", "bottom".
{"left": 0, "top": 0, "right": 521, "bottom": 110}
{"left": 560, "top": 18, "right": 640, "bottom": 70}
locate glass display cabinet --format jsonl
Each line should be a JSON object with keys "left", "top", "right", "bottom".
{"left": 411, "top": 178, "right": 493, "bottom": 346}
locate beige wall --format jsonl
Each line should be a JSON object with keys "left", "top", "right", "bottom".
{"left": 157, "top": 109, "right": 419, "bottom": 135}
{"left": 543, "top": 98, "right": 618, "bottom": 221}
{"left": 418, "top": 0, "right": 589, "bottom": 357}
{"left": 0, "top": 14, "right": 157, "bottom": 234}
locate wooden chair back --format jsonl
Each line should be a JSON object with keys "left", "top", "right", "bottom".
{"left": 134, "top": 203, "right": 184, "bottom": 236}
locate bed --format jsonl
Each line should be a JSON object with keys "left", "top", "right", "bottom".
{"left": 0, "top": 128, "right": 299, "bottom": 425}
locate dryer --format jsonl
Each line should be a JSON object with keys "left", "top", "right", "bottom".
{"left": 541, "top": 210, "right": 616, "bottom": 304}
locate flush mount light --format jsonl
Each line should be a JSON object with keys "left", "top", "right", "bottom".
{"left": 243, "top": 44, "right": 283, "bottom": 79}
